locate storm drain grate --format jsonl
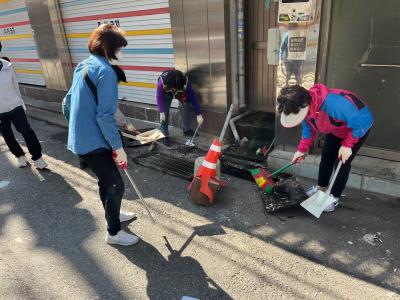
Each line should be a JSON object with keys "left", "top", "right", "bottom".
{"left": 133, "top": 153, "right": 195, "bottom": 181}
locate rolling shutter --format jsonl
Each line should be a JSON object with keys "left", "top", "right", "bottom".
{"left": 0, "top": 0, "right": 45, "bottom": 86}
{"left": 60, "top": 0, "right": 175, "bottom": 105}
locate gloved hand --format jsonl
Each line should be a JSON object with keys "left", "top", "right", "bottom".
{"left": 338, "top": 146, "right": 352, "bottom": 163}
{"left": 124, "top": 123, "right": 136, "bottom": 133}
{"left": 160, "top": 112, "right": 166, "bottom": 122}
{"left": 112, "top": 148, "right": 127, "bottom": 169}
{"left": 196, "top": 115, "right": 204, "bottom": 125}
{"left": 292, "top": 151, "right": 306, "bottom": 164}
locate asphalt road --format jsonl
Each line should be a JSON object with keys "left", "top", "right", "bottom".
{"left": 0, "top": 118, "right": 399, "bottom": 299}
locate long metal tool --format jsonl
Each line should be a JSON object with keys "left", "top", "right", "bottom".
{"left": 185, "top": 123, "right": 202, "bottom": 147}
{"left": 123, "top": 168, "right": 156, "bottom": 223}
{"left": 219, "top": 104, "right": 234, "bottom": 142}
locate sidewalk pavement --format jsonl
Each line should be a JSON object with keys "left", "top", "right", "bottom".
{"left": 0, "top": 117, "right": 399, "bottom": 299}
{"left": 23, "top": 96, "right": 400, "bottom": 198}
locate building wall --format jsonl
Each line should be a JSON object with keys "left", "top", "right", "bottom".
{"left": 0, "top": 0, "right": 45, "bottom": 85}
{"left": 4, "top": 0, "right": 229, "bottom": 135}
{"left": 60, "top": 0, "right": 176, "bottom": 106}
{"left": 324, "top": 0, "right": 400, "bottom": 160}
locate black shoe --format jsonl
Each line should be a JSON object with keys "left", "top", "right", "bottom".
{"left": 183, "top": 129, "right": 195, "bottom": 137}
{"left": 163, "top": 137, "right": 171, "bottom": 146}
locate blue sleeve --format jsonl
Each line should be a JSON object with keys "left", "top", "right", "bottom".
{"left": 322, "top": 94, "right": 367, "bottom": 138}
{"left": 62, "top": 90, "right": 72, "bottom": 122}
{"left": 186, "top": 82, "right": 201, "bottom": 115}
{"left": 95, "top": 69, "right": 123, "bottom": 150}
{"left": 302, "top": 120, "right": 312, "bottom": 139}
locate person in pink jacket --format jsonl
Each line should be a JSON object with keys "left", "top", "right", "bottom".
{"left": 277, "top": 84, "right": 374, "bottom": 212}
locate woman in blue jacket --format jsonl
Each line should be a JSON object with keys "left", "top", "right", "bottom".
{"left": 64, "top": 24, "right": 138, "bottom": 246}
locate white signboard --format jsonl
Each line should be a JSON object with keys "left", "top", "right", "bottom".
{"left": 278, "top": 0, "right": 315, "bottom": 24}
{"left": 288, "top": 30, "right": 308, "bottom": 60}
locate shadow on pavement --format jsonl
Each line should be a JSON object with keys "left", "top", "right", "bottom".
{"left": 0, "top": 167, "right": 125, "bottom": 299}
{"left": 115, "top": 223, "right": 232, "bottom": 300}
{"left": 5, "top": 121, "right": 398, "bottom": 297}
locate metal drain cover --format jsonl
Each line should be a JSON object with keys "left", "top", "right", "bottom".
{"left": 133, "top": 153, "right": 195, "bottom": 181}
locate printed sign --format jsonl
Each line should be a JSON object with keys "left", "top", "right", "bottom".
{"left": 288, "top": 30, "right": 307, "bottom": 60}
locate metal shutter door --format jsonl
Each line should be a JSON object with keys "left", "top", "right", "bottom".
{"left": 0, "top": 0, "right": 45, "bottom": 86}
{"left": 60, "top": 0, "right": 175, "bottom": 105}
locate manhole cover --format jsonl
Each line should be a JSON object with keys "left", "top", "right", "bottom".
{"left": 133, "top": 153, "right": 195, "bottom": 181}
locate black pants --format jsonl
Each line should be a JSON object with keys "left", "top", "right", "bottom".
{"left": 0, "top": 106, "right": 42, "bottom": 161}
{"left": 318, "top": 132, "right": 369, "bottom": 198}
{"left": 80, "top": 149, "right": 124, "bottom": 235}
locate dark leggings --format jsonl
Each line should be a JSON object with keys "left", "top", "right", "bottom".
{"left": 318, "top": 132, "right": 369, "bottom": 198}
{"left": 0, "top": 106, "right": 42, "bottom": 160}
{"left": 80, "top": 149, "right": 124, "bottom": 235}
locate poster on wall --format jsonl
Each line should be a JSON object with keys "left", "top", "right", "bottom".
{"left": 287, "top": 30, "right": 308, "bottom": 60}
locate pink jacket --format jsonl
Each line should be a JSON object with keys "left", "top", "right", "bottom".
{"left": 297, "top": 84, "right": 374, "bottom": 153}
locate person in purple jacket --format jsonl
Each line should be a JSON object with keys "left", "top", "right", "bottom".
{"left": 156, "top": 70, "right": 203, "bottom": 146}
{"left": 277, "top": 84, "right": 374, "bottom": 213}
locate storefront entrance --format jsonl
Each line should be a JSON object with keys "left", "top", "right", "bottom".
{"left": 325, "top": 0, "right": 400, "bottom": 160}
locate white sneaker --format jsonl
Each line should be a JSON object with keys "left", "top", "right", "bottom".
{"left": 106, "top": 230, "right": 139, "bottom": 246}
{"left": 324, "top": 196, "right": 339, "bottom": 212}
{"left": 34, "top": 157, "right": 48, "bottom": 169}
{"left": 17, "top": 156, "right": 28, "bottom": 168}
{"left": 120, "top": 211, "right": 136, "bottom": 222}
{"left": 305, "top": 185, "right": 319, "bottom": 197}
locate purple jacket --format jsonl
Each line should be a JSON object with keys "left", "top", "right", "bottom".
{"left": 156, "top": 78, "right": 201, "bottom": 115}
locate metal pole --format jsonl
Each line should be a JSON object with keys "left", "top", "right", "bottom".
{"left": 123, "top": 169, "right": 156, "bottom": 223}
{"left": 229, "top": 0, "right": 239, "bottom": 111}
{"left": 219, "top": 104, "right": 234, "bottom": 142}
{"left": 237, "top": 0, "right": 246, "bottom": 108}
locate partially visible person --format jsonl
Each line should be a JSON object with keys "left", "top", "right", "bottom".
{"left": 277, "top": 84, "right": 373, "bottom": 213}
{"left": 0, "top": 56, "right": 48, "bottom": 169}
{"left": 279, "top": 31, "right": 303, "bottom": 86}
{"left": 64, "top": 24, "right": 138, "bottom": 246}
{"left": 156, "top": 69, "right": 203, "bottom": 146}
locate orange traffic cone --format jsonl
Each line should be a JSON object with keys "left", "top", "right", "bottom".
{"left": 189, "top": 138, "right": 225, "bottom": 204}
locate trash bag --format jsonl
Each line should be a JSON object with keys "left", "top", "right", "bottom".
{"left": 262, "top": 175, "right": 307, "bottom": 212}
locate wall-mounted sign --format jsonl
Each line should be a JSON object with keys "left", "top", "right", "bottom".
{"left": 288, "top": 30, "right": 307, "bottom": 60}
{"left": 278, "top": 0, "right": 315, "bottom": 24}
